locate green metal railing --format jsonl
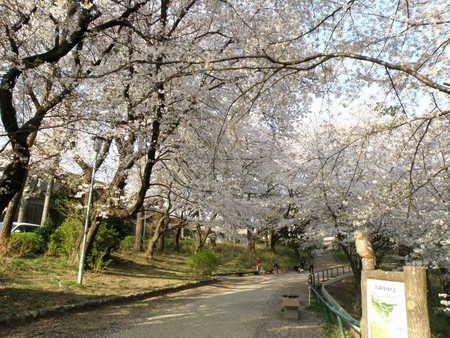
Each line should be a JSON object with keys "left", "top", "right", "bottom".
{"left": 308, "top": 265, "right": 352, "bottom": 288}
{"left": 308, "top": 265, "right": 360, "bottom": 337}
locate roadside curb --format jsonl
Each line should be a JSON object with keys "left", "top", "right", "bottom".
{"left": 0, "top": 279, "right": 217, "bottom": 328}
{"left": 213, "top": 270, "right": 255, "bottom": 277}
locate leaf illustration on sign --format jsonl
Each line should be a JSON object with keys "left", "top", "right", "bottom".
{"left": 371, "top": 296, "right": 395, "bottom": 318}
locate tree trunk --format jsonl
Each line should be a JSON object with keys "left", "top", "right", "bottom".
{"left": 146, "top": 216, "right": 165, "bottom": 260}
{"left": 195, "top": 224, "right": 202, "bottom": 251}
{"left": 210, "top": 234, "right": 216, "bottom": 248}
{"left": 270, "top": 231, "right": 278, "bottom": 252}
{"left": 293, "top": 246, "right": 300, "bottom": 258}
{"left": 83, "top": 215, "right": 100, "bottom": 260}
{"left": 40, "top": 176, "right": 54, "bottom": 226}
{"left": 134, "top": 210, "right": 144, "bottom": 251}
{"left": 0, "top": 189, "right": 23, "bottom": 254}
{"left": 247, "top": 229, "right": 256, "bottom": 253}
{"left": 69, "top": 213, "right": 98, "bottom": 265}
{"left": 340, "top": 242, "right": 362, "bottom": 316}
{"left": 265, "top": 230, "right": 270, "bottom": 248}
{"left": 175, "top": 227, "right": 182, "bottom": 252}
{"left": 159, "top": 231, "right": 165, "bottom": 252}
{"left": 195, "top": 225, "right": 210, "bottom": 252}
{"left": 126, "top": 0, "right": 168, "bottom": 217}
{"left": 0, "top": 142, "right": 30, "bottom": 215}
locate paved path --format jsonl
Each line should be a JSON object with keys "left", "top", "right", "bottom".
{"left": 3, "top": 273, "right": 325, "bottom": 338}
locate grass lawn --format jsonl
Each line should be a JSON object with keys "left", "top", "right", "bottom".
{"left": 0, "top": 252, "right": 196, "bottom": 319}
{"left": 0, "top": 241, "right": 298, "bottom": 319}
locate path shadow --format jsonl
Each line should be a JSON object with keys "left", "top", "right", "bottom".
{"left": 0, "top": 287, "right": 101, "bottom": 320}
{"left": 107, "top": 255, "right": 191, "bottom": 278}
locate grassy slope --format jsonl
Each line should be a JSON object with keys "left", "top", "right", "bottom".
{"left": 0, "top": 253, "right": 194, "bottom": 318}
{"left": 0, "top": 241, "right": 298, "bottom": 318}
{"left": 215, "top": 242, "right": 298, "bottom": 273}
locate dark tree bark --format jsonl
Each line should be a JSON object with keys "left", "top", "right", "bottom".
{"left": 339, "top": 242, "right": 362, "bottom": 316}
{"left": 247, "top": 229, "right": 256, "bottom": 253}
{"left": 158, "top": 232, "right": 165, "bottom": 252}
{"left": 0, "top": 1, "right": 148, "bottom": 216}
{"left": 270, "top": 230, "right": 279, "bottom": 252}
{"left": 0, "top": 189, "right": 23, "bottom": 253}
{"left": 175, "top": 227, "right": 182, "bottom": 252}
{"left": 0, "top": 132, "right": 36, "bottom": 248}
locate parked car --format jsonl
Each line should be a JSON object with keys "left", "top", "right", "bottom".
{"left": 0, "top": 222, "right": 40, "bottom": 233}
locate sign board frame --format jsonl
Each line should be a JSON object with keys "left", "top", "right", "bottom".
{"left": 361, "top": 270, "right": 405, "bottom": 338}
{"left": 360, "top": 268, "right": 431, "bottom": 338}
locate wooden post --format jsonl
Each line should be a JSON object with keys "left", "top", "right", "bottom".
{"left": 404, "top": 266, "right": 431, "bottom": 338}
{"left": 360, "top": 270, "right": 369, "bottom": 337}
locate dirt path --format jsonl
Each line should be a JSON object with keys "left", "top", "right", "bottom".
{"left": 2, "top": 273, "right": 325, "bottom": 338}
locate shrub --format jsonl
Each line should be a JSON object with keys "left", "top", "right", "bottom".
{"left": 188, "top": 249, "right": 221, "bottom": 275}
{"left": 9, "top": 233, "right": 45, "bottom": 256}
{"left": 164, "top": 237, "right": 176, "bottom": 251}
{"left": 36, "top": 220, "right": 58, "bottom": 250}
{"left": 47, "top": 217, "right": 80, "bottom": 257}
{"left": 119, "top": 235, "right": 135, "bottom": 254}
{"left": 87, "top": 220, "right": 123, "bottom": 272}
{"left": 180, "top": 238, "right": 196, "bottom": 254}
{"left": 48, "top": 215, "right": 132, "bottom": 271}
{"left": 333, "top": 249, "right": 349, "bottom": 263}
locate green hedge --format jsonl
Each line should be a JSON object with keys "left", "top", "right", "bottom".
{"left": 9, "top": 233, "right": 45, "bottom": 256}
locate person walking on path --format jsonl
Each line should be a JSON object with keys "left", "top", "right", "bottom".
{"left": 256, "top": 257, "right": 262, "bottom": 274}
{"left": 273, "top": 262, "right": 280, "bottom": 274}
